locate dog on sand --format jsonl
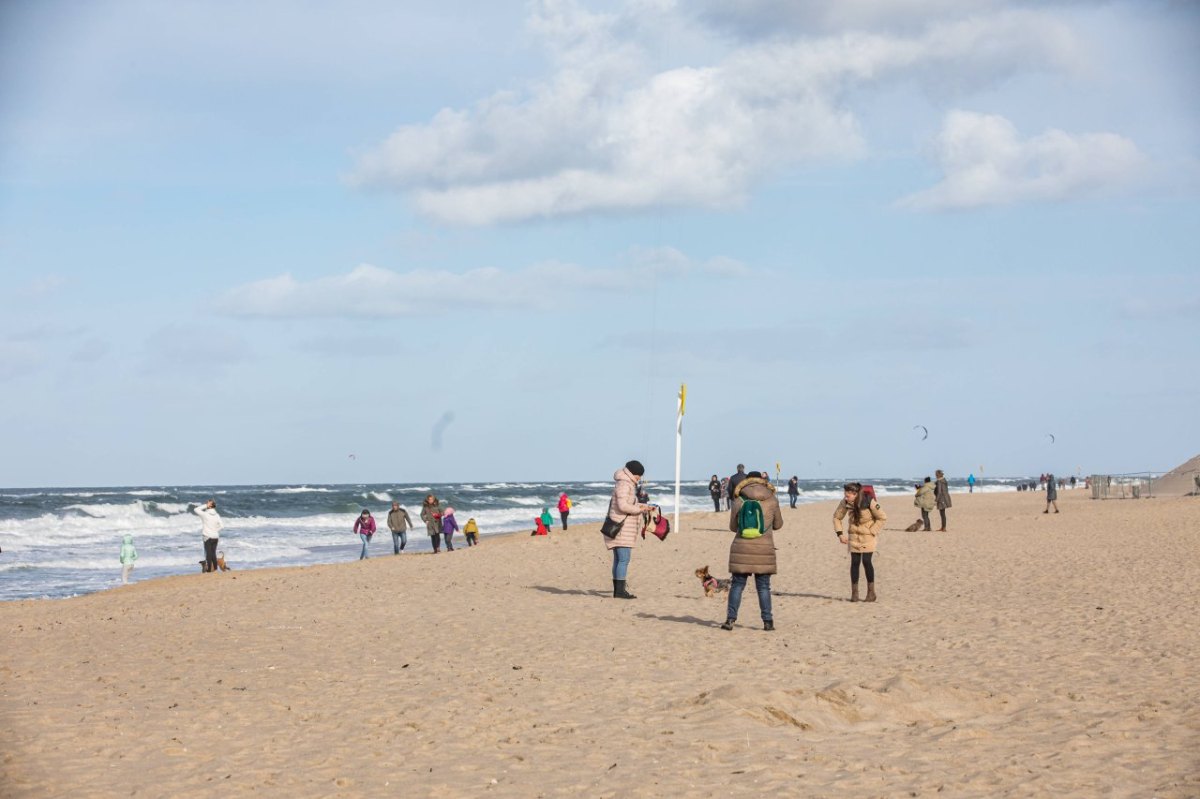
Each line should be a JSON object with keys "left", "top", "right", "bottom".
{"left": 695, "top": 565, "right": 730, "bottom": 597}
{"left": 199, "top": 551, "right": 232, "bottom": 572}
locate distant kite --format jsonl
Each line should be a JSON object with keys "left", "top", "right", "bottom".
{"left": 913, "top": 425, "right": 929, "bottom": 441}
{"left": 348, "top": 454, "right": 356, "bottom": 460}
{"left": 1047, "top": 434, "right": 1056, "bottom": 444}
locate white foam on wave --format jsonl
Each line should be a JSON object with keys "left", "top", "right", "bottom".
{"left": 367, "top": 491, "right": 392, "bottom": 502}
{"left": 272, "top": 486, "right": 333, "bottom": 494}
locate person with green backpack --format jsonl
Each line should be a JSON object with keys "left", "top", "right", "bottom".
{"left": 722, "top": 472, "right": 784, "bottom": 631}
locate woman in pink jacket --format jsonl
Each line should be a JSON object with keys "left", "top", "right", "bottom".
{"left": 353, "top": 509, "right": 376, "bottom": 560}
{"left": 602, "top": 460, "right": 654, "bottom": 599}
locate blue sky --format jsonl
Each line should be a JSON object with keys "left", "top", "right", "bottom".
{"left": 1, "top": 0, "right": 1197, "bottom": 487}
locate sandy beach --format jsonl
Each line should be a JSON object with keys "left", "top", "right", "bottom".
{"left": 2, "top": 487, "right": 1197, "bottom": 798}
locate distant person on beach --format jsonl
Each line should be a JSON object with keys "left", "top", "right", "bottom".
{"left": 119, "top": 534, "right": 137, "bottom": 584}
{"left": 1044, "top": 474, "right": 1059, "bottom": 514}
{"left": 191, "top": 499, "right": 224, "bottom": 574}
{"left": 387, "top": 501, "right": 413, "bottom": 554}
{"left": 421, "top": 495, "right": 444, "bottom": 553}
{"left": 720, "top": 477, "right": 730, "bottom": 510}
{"left": 727, "top": 464, "right": 747, "bottom": 506}
{"left": 464, "top": 517, "right": 479, "bottom": 546}
{"left": 602, "top": 460, "right": 654, "bottom": 599}
{"left": 708, "top": 475, "right": 722, "bottom": 512}
{"left": 1070, "top": 475, "right": 1076, "bottom": 488}
{"left": 834, "top": 482, "right": 887, "bottom": 602}
{"left": 353, "top": 509, "right": 376, "bottom": 559}
{"left": 934, "top": 469, "right": 952, "bottom": 531}
{"left": 441, "top": 506, "right": 459, "bottom": 551}
{"left": 540, "top": 506, "right": 554, "bottom": 533}
{"left": 787, "top": 476, "right": 800, "bottom": 509}
{"left": 722, "top": 472, "right": 784, "bottom": 631}
{"left": 968, "top": 473, "right": 977, "bottom": 493}
{"left": 914, "top": 476, "right": 936, "bottom": 531}
{"left": 558, "top": 493, "right": 572, "bottom": 529}
{"left": 533, "top": 516, "right": 549, "bottom": 536}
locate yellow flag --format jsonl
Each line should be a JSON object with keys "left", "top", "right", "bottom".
{"left": 678, "top": 384, "right": 687, "bottom": 416}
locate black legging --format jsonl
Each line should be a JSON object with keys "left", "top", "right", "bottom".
{"left": 711, "top": 494, "right": 721, "bottom": 511}
{"left": 203, "top": 537, "right": 219, "bottom": 572}
{"left": 560, "top": 511, "right": 569, "bottom": 529}
{"left": 850, "top": 552, "right": 874, "bottom": 583}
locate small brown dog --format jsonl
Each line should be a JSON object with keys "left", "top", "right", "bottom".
{"left": 695, "top": 565, "right": 730, "bottom": 597}
{"left": 199, "top": 551, "right": 232, "bottom": 572}
{"left": 904, "top": 519, "right": 925, "bottom": 532}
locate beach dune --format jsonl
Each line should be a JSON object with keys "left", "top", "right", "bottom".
{"left": 2, "top": 488, "right": 1198, "bottom": 797}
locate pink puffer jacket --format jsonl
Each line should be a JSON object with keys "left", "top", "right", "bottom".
{"left": 602, "top": 467, "right": 645, "bottom": 550}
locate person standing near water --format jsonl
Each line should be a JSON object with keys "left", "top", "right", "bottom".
{"left": 353, "top": 509, "right": 376, "bottom": 560}
{"left": 557, "top": 493, "right": 572, "bottom": 529}
{"left": 421, "top": 494, "right": 444, "bottom": 553}
{"left": 833, "top": 482, "right": 887, "bottom": 602}
{"left": 387, "top": 501, "right": 412, "bottom": 554}
{"left": 708, "top": 475, "right": 722, "bottom": 512}
{"left": 1044, "top": 474, "right": 1059, "bottom": 514}
{"left": 602, "top": 460, "right": 654, "bottom": 599}
{"left": 787, "top": 476, "right": 800, "bottom": 509}
{"left": 914, "top": 476, "right": 936, "bottom": 531}
{"left": 934, "top": 469, "right": 952, "bottom": 531}
{"left": 119, "top": 534, "right": 137, "bottom": 584}
{"left": 968, "top": 473, "right": 977, "bottom": 493}
{"left": 191, "top": 499, "right": 223, "bottom": 574}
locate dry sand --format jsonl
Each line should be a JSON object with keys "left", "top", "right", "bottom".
{"left": 2, "top": 488, "right": 1198, "bottom": 798}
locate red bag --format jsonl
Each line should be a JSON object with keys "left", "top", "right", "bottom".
{"left": 641, "top": 506, "right": 670, "bottom": 540}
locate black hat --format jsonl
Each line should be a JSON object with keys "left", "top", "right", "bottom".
{"left": 625, "top": 460, "right": 645, "bottom": 476}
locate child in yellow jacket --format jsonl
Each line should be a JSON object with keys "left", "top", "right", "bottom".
{"left": 464, "top": 518, "right": 479, "bottom": 547}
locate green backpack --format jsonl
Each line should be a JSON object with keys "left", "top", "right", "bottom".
{"left": 738, "top": 499, "right": 765, "bottom": 539}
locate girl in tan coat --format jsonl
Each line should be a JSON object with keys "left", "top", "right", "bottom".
{"left": 833, "top": 482, "right": 887, "bottom": 602}
{"left": 602, "top": 460, "right": 654, "bottom": 599}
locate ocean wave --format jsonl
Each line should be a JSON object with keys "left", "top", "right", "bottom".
{"left": 271, "top": 486, "right": 333, "bottom": 494}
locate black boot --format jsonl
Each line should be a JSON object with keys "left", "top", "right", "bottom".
{"left": 763, "top": 620, "right": 775, "bottom": 631}
{"left": 613, "top": 579, "right": 636, "bottom": 599}
{"left": 720, "top": 619, "right": 735, "bottom": 630}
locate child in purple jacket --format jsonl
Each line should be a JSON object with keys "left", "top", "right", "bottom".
{"left": 441, "top": 506, "right": 459, "bottom": 552}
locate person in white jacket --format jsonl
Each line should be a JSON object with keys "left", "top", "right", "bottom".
{"left": 192, "top": 499, "right": 224, "bottom": 573}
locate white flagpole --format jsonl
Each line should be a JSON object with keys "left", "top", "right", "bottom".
{"left": 674, "top": 384, "right": 686, "bottom": 534}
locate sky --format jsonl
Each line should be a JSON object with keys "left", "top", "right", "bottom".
{"left": 1, "top": 0, "right": 1197, "bottom": 487}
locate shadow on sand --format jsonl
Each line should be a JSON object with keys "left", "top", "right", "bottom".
{"left": 772, "top": 591, "right": 845, "bottom": 601}
{"left": 634, "top": 612, "right": 722, "bottom": 628}
{"left": 529, "top": 585, "right": 608, "bottom": 598}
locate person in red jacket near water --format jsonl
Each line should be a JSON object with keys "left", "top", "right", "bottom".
{"left": 557, "top": 493, "right": 572, "bottom": 529}
{"left": 353, "top": 509, "right": 376, "bottom": 560}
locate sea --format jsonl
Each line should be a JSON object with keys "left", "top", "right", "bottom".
{"left": 0, "top": 477, "right": 1023, "bottom": 601}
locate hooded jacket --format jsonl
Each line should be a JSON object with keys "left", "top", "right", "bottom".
{"left": 915, "top": 481, "right": 936, "bottom": 511}
{"left": 420, "top": 501, "right": 443, "bottom": 536}
{"left": 354, "top": 514, "right": 376, "bottom": 537}
{"left": 602, "top": 467, "right": 645, "bottom": 550}
{"left": 728, "top": 477, "right": 784, "bottom": 574}
{"left": 192, "top": 504, "right": 224, "bottom": 540}
{"left": 387, "top": 507, "right": 412, "bottom": 532}
{"left": 441, "top": 513, "right": 459, "bottom": 535}
{"left": 935, "top": 477, "right": 952, "bottom": 510}
{"left": 557, "top": 494, "right": 572, "bottom": 514}
{"left": 833, "top": 498, "right": 887, "bottom": 553}
{"left": 119, "top": 534, "right": 137, "bottom": 565}
{"left": 464, "top": 519, "right": 479, "bottom": 535}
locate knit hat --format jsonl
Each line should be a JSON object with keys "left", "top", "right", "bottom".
{"left": 625, "top": 460, "right": 645, "bottom": 476}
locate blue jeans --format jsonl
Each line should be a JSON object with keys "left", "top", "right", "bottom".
{"left": 611, "top": 547, "right": 632, "bottom": 579}
{"left": 359, "top": 533, "right": 370, "bottom": 560}
{"left": 391, "top": 530, "right": 407, "bottom": 554}
{"left": 727, "top": 573, "right": 772, "bottom": 622}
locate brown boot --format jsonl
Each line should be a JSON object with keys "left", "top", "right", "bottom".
{"left": 865, "top": 583, "right": 877, "bottom": 602}
{"left": 850, "top": 582, "right": 860, "bottom": 602}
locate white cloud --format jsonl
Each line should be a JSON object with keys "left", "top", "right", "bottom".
{"left": 218, "top": 249, "right": 749, "bottom": 319}
{"left": 351, "top": 1, "right": 1079, "bottom": 225}
{"left": 899, "top": 111, "right": 1147, "bottom": 210}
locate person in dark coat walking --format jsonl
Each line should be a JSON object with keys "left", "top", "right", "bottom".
{"left": 1044, "top": 474, "right": 1059, "bottom": 514}
{"left": 786, "top": 476, "right": 800, "bottom": 509}
{"left": 708, "top": 475, "right": 722, "bottom": 511}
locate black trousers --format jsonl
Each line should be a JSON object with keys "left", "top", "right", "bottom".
{"left": 711, "top": 495, "right": 721, "bottom": 511}
{"left": 921, "top": 509, "right": 931, "bottom": 530}
{"left": 850, "top": 552, "right": 874, "bottom": 583}
{"left": 203, "top": 537, "right": 219, "bottom": 572}
{"left": 939, "top": 508, "right": 947, "bottom": 528}
{"left": 560, "top": 511, "right": 569, "bottom": 529}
